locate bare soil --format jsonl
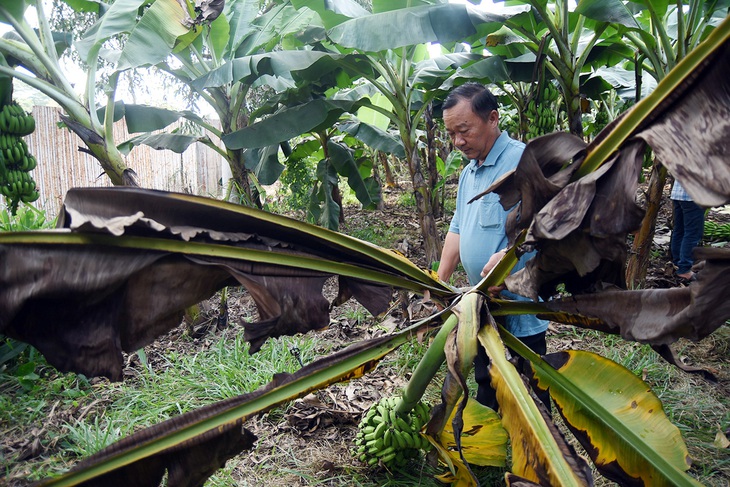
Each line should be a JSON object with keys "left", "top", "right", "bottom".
{"left": 2, "top": 184, "right": 729, "bottom": 486}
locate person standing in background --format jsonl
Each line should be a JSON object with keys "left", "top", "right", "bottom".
{"left": 670, "top": 180, "right": 705, "bottom": 282}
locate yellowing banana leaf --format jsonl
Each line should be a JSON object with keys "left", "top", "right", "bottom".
{"left": 36, "top": 320, "right": 427, "bottom": 486}
{"left": 0, "top": 187, "right": 454, "bottom": 379}
{"left": 502, "top": 333, "right": 703, "bottom": 487}
{"left": 477, "top": 318, "right": 592, "bottom": 486}
{"left": 505, "top": 473, "right": 542, "bottom": 486}
{"left": 433, "top": 455, "right": 478, "bottom": 487}
{"left": 438, "top": 397, "right": 507, "bottom": 468}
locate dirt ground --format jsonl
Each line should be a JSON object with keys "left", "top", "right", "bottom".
{"left": 2, "top": 183, "right": 729, "bottom": 486}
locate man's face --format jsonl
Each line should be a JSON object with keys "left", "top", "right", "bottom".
{"left": 443, "top": 98, "right": 499, "bottom": 163}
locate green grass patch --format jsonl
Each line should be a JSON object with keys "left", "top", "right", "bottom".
{"left": 347, "top": 224, "right": 401, "bottom": 248}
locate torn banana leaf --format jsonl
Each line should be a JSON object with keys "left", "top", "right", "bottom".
{"left": 37, "top": 323, "right": 423, "bottom": 486}
{"left": 502, "top": 333, "right": 702, "bottom": 487}
{"left": 0, "top": 187, "right": 454, "bottom": 380}
{"left": 477, "top": 314, "right": 592, "bottom": 486}
{"left": 541, "top": 248, "right": 730, "bottom": 346}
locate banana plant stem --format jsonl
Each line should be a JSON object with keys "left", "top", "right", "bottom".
{"left": 395, "top": 313, "right": 458, "bottom": 416}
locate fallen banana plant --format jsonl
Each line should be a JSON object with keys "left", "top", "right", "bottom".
{"left": 2, "top": 12, "right": 730, "bottom": 487}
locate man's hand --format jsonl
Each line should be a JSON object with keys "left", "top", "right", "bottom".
{"left": 480, "top": 249, "right": 507, "bottom": 297}
{"left": 480, "top": 248, "right": 507, "bottom": 278}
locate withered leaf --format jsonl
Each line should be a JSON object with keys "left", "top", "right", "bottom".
{"left": 635, "top": 41, "right": 730, "bottom": 207}
{"left": 542, "top": 248, "right": 730, "bottom": 347}
{"left": 1, "top": 188, "right": 428, "bottom": 379}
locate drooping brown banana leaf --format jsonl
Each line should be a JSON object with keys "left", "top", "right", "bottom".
{"left": 542, "top": 247, "right": 730, "bottom": 345}
{"left": 502, "top": 332, "right": 703, "bottom": 487}
{"left": 488, "top": 246, "right": 729, "bottom": 380}
{"left": 0, "top": 187, "right": 455, "bottom": 380}
{"left": 482, "top": 17, "right": 730, "bottom": 301}
{"left": 475, "top": 296, "right": 593, "bottom": 487}
{"left": 34, "top": 317, "right": 434, "bottom": 486}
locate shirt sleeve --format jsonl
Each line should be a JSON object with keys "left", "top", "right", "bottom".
{"left": 449, "top": 207, "right": 460, "bottom": 234}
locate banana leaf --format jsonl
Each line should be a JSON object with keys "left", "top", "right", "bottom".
{"left": 35, "top": 318, "right": 433, "bottom": 486}
{"left": 503, "top": 332, "right": 703, "bottom": 486}
{"left": 477, "top": 310, "right": 592, "bottom": 486}
{"left": 0, "top": 187, "right": 454, "bottom": 380}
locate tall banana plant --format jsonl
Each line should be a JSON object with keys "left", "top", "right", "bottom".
{"left": 2, "top": 9, "right": 730, "bottom": 487}
{"left": 76, "top": 0, "right": 342, "bottom": 205}
{"left": 481, "top": 0, "right": 624, "bottom": 138}
{"left": 0, "top": 0, "right": 137, "bottom": 185}
{"left": 230, "top": 0, "right": 529, "bottom": 265}
{"left": 575, "top": 0, "right": 729, "bottom": 286}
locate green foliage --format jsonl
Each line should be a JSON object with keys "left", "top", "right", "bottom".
{"left": 281, "top": 148, "right": 317, "bottom": 212}
{"left": 0, "top": 202, "right": 53, "bottom": 231}
{"left": 397, "top": 191, "right": 415, "bottom": 208}
{"left": 348, "top": 224, "right": 400, "bottom": 248}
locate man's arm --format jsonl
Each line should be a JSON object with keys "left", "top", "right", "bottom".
{"left": 437, "top": 231, "right": 461, "bottom": 283}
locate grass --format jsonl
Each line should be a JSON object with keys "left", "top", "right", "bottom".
{"left": 0, "top": 330, "right": 334, "bottom": 483}
{"left": 346, "top": 224, "right": 401, "bottom": 249}
{"left": 3, "top": 319, "right": 729, "bottom": 486}
{"left": 2, "top": 199, "right": 729, "bottom": 486}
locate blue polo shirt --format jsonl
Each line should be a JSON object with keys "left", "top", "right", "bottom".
{"left": 449, "top": 131, "right": 548, "bottom": 337}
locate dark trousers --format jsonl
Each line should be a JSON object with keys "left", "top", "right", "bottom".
{"left": 474, "top": 331, "right": 549, "bottom": 412}
{"left": 671, "top": 199, "right": 705, "bottom": 274}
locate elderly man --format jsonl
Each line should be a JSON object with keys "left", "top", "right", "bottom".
{"left": 437, "top": 82, "right": 549, "bottom": 410}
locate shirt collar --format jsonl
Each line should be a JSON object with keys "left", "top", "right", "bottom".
{"left": 469, "top": 131, "right": 509, "bottom": 169}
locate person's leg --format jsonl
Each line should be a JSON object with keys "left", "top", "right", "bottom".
{"left": 514, "top": 332, "right": 550, "bottom": 411}
{"left": 474, "top": 331, "right": 548, "bottom": 411}
{"left": 474, "top": 344, "right": 497, "bottom": 409}
{"left": 678, "top": 200, "right": 705, "bottom": 275}
{"left": 677, "top": 201, "right": 705, "bottom": 274}
{"left": 671, "top": 199, "right": 685, "bottom": 269}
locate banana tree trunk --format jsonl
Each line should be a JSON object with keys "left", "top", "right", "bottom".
{"left": 403, "top": 137, "right": 442, "bottom": 266}
{"left": 626, "top": 163, "right": 668, "bottom": 287}
{"left": 424, "top": 104, "right": 442, "bottom": 219}
{"left": 61, "top": 115, "right": 137, "bottom": 186}
{"left": 378, "top": 151, "right": 398, "bottom": 189}
{"left": 565, "top": 80, "right": 584, "bottom": 138}
{"left": 228, "top": 152, "right": 256, "bottom": 205}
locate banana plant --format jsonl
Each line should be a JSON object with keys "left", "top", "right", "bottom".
{"left": 74, "top": 0, "right": 337, "bottom": 204}
{"left": 575, "top": 0, "right": 730, "bottom": 286}
{"left": 237, "top": 0, "right": 529, "bottom": 265}
{"left": 2, "top": 9, "right": 730, "bottom": 487}
{"left": 480, "top": 0, "right": 626, "bottom": 138}
{"left": 0, "top": 0, "right": 138, "bottom": 185}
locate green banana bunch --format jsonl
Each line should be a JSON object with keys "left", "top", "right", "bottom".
{"left": 0, "top": 102, "right": 36, "bottom": 136}
{"left": 704, "top": 220, "right": 730, "bottom": 241}
{"left": 524, "top": 82, "right": 562, "bottom": 141}
{"left": 352, "top": 396, "right": 432, "bottom": 469}
{"left": 0, "top": 166, "right": 39, "bottom": 204}
{"left": 0, "top": 101, "right": 39, "bottom": 212}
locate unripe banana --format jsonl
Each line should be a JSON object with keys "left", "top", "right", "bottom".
{"left": 383, "top": 427, "right": 392, "bottom": 447}
{"left": 392, "top": 429, "right": 406, "bottom": 449}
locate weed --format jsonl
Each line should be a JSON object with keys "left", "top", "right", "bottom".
{"left": 0, "top": 204, "right": 54, "bottom": 231}
{"left": 397, "top": 191, "right": 415, "bottom": 207}
{"left": 348, "top": 224, "right": 400, "bottom": 248}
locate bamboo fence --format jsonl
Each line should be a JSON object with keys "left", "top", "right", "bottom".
{"left": 22, "top": 106, "right": 225, "bottom": 218}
